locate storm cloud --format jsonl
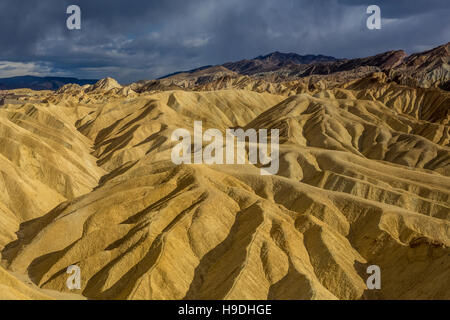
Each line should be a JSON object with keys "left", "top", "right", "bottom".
{"left": 0, "top": 0, "right": 448, "bottom": 83}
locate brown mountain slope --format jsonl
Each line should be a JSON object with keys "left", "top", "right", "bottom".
{"left": 392, "top": 42, "right": 450, "bottom": 89}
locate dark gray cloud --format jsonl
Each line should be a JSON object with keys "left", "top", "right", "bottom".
{"left": 0, "top": 0, "right": 448, "bottom": 83}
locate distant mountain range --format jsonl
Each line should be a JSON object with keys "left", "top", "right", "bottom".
{"left": 2, "top": 42, "right": 449, "bottom": 92}
{"left": 151, "top": 42, "right": 449, "bottom": 90}
{"left": 222, "top": 52, "right": 338, "bottom": 75}
{"left": 0, "top": 76, "right": 98, "bottom": 91}
{"left": 159, "top": 52, "right": 338, "bottom": 79}
{"left": 157, "top": 50, "right": 405, "bottom": 80}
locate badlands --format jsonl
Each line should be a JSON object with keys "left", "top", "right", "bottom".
{"left": 0, "top": 43, "right": 449, "bottom": 300}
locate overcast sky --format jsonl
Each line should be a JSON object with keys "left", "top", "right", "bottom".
{"left": 0, "top": 0, "right": 448, "bottom": 83}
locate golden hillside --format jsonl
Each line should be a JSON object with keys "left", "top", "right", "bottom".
{"left": 0, "top": 73, "right": 449, "bottom": 300}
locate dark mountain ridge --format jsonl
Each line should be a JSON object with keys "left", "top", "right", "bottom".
{"left": 0, "top": 76, "right": 98, "bottom": 91}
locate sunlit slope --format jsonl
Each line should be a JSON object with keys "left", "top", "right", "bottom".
{"left": 1, "top": 82, "right": 448, "bottom": 300}
{"left": 75, "top": 90, "right": 285, "bottom": 172}
{"left": 0, "top": 265, "right": 52, "bottom": 300}
{"left": 0, "top": 101, "right": 104, "bottom": 234}
{"left": 0, "top": 98, "right": 105, "bottom": 298}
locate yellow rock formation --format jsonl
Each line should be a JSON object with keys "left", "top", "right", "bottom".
{"left": 0, "top": 76, "right": 448, "bottom": 300}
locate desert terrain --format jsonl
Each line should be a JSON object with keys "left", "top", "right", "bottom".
{"left": 0, "top": 43, "right": 449, "bottom": 300}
